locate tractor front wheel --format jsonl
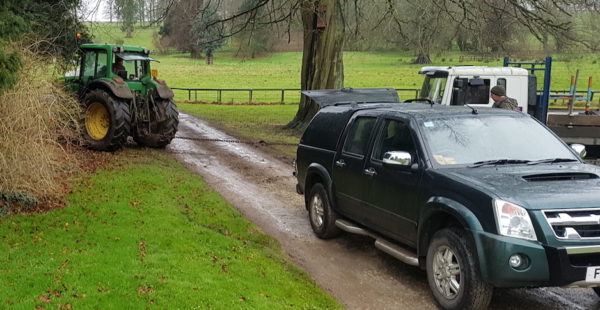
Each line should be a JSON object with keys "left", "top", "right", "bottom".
{"left": 82, "top": 89, "right": 131, "bottom": 151}
{"left": 134, "top": 99, "right": 179, "bottom": 148}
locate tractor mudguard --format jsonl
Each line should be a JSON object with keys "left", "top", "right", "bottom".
{"left": 89, "top": 79, "right": 134, "bottom": 99}
{"left": 151, "top": 80, "right": 174, "bottom": 99}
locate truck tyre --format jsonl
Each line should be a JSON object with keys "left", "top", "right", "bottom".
{"left": 307, "top": 183, "right": 341, "bottom": 239}
{"left": 134, "top": 99, "right": 179, "bottom": 148}
{"left": 426, "top": 228, "right": 493, "bottom": 310}
{"left": 82, "top": 89, "right": 131, "bottom": 151}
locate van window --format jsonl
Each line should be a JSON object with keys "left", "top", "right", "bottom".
{"left": 497, "top": 78, "right": 507, "bottom": 90}
{"left": 465, "top": 78, "right": 490, "bottom": 105}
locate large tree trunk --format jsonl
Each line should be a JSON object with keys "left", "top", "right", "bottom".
{"left": 190, "top": 46, "right": 201, "bottom": 59}
{"left": 286, "top": 0, "right": 345, "bottom": 129}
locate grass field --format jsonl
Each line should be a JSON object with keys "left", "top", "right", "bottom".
{"left": 0, "top": 149, "right": 341, "bottom": 309}
{"left": 87, "top": 23, "right": 600, "bottom": 94}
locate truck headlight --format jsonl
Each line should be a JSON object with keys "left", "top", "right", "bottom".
{"left": 493, "top": 199, "right": 537, "bottom": 241}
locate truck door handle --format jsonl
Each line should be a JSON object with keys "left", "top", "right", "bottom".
{"left": 363, "top": 167, "right": 377, "bottom": 177}
{"left": 335, "top": 159, "right": 346, "bottom": 168}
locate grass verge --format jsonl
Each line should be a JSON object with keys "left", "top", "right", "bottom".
{"left": 178, "top": 103, "right": 301, "bottom": 160}
{"left": 0, "top": 149, "right": 341, "bottom": 309}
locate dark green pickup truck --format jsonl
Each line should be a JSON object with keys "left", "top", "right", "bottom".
{"left": 294, "top": 95, "right": 600, "bottom": 310}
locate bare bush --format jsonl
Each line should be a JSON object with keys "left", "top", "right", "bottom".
{"left": 0, "top": 47, "right": 81, "bottom": 200}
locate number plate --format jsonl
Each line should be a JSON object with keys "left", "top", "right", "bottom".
{"left": 585, "top": 267, "right": 600, "bottom": 282}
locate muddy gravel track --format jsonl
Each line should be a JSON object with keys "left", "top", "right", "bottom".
{"left": 168, "top": 113, "right": 600, "bottom": 310}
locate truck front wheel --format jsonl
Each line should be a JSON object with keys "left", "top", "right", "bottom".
{"left": 83, "top": 89, "right": 131, "bottom": 151}
{"left": 307, "top": 183, "right": 340, "bottom": 239}
{"left": 426, "top": 228, "right": 493, "bottom": 310}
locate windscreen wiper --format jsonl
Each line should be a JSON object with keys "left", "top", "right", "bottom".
{"left": 527, "top": 158, "right": 579, "bottom": 165}
{"left": 469, "top": 159, "right": 531, "bottom": 168}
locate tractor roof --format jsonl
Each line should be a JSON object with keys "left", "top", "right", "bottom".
{"left": 80, "top": 43, "right": 148, "bottom": 53}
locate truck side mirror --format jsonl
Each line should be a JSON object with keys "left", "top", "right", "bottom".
{"left": 382, "top": 151, "right": 412, "bottom": 167}
{"left": 570, "top": 144, "right": 587, "bottom": 158}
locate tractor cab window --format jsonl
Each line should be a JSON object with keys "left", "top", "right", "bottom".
{"left": 116, "top": 53, "right": 150, "bottom": 81}
{"left": 81, "top": 50, "right": 108, "bottom": 81}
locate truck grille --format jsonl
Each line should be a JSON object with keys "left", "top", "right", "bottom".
{"left": 543, "top": 209, "right": 600, "bottom": 240}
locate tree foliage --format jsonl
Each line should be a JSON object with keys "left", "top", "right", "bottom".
{"left": 0, "top": 0, "right": 89, "bottom": 94}
{"left": 115, "top": 0, "right": 139, "bottom": 38}
{"left": 234, "top": 0, "right": 274, "bottom": 58}
{"left": 160, "top": 0, "right": 205, "bottom": 58}
{"left": 192, "top": 2, "right": 227, "bottom": 62}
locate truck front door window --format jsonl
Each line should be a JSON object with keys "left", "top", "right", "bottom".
{"left": 373, "top": 120, "right": 416, "bottom": 160}
{"left": 343, "top": 117, "right": 377, "bottom": 156}
{"left": 465, "top": 78, "right": 490, "bottom": 105}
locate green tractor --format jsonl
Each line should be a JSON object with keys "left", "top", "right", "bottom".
{"left": 64, "top": 43, "right": 178, "bottom": 151}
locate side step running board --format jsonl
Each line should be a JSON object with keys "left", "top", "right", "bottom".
{"left": 335, "top": 219, "right": 419, "bottom": 266}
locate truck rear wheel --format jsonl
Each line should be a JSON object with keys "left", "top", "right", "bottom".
{"left": 426, "top": 228, "right": 493, "bottom": 310}
{"left": 307, "top": 183, "right": 341, "bottom": 239}
{"left": 83, "top": 89, "right": 131, "bottom": 151}
{"left": 134, "top": 99, "right": 179, "bottom": 148}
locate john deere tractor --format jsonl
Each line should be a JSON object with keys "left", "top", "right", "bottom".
{"left": 64, "top": 44, "right": 178, "bottom": 151}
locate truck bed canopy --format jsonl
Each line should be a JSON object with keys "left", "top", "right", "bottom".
{"left": 301, "top": 88, "right": 399, "bottom": 107}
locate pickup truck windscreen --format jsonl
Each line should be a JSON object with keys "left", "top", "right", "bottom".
{"left": 420, "top": 115, "right": 578, "bottom": 165}
{"left": 420, "top": 76, "right": 447, "bottom": 104}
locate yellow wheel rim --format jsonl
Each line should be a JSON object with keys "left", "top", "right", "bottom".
{"left": 85, "top": 102, "right": 110, "bottom": 140}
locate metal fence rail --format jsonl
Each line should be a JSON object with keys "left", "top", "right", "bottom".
{"left": 171, "top": 88, "right": 421, "bottom": 104}
{"left": 171, "top": 87, "right": 600, "bottom": 108}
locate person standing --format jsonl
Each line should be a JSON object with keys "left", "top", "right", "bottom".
{"left": 490, "top": 85, "right": 519, "bottom": 111}
{"left": 112, "top": 56, "right": 126, "bottom": 74}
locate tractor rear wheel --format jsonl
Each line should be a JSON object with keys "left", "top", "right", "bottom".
{"left": 82, "top": 89, "right": 131, "bottom": 151}
{"left": 134, "top": 99, "right": 179, "bottom": 148}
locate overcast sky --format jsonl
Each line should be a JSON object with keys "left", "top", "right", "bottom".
{"left": 80, "top": 0, "right": 109, "bottom": 22}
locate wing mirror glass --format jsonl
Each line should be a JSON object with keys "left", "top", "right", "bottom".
{"left": 382, "top": 151, "right": 412, "bottom": 167}
{"left": 570, "top": 144, "right": 587, "bottom": 158}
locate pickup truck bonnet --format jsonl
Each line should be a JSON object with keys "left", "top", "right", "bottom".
{"left": 301, "top": 88, "right": 399, "bottom": 107}
{"left": 436, "top": 164, "right": 600, "bottom": 210}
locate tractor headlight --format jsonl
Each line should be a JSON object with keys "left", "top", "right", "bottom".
{"left": 493, "top": 199, "right": 537, "bottom": 241}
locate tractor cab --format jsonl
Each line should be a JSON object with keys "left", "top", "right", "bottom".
{"left": 70, "top": 44, "right": 156, "bottom": 95}
{"left": 64, "top": 43, "right": 178, "bottom": 151}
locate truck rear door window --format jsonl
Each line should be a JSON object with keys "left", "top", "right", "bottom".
{"left": 342, "top": 117, "right": 376, "bottom": 156}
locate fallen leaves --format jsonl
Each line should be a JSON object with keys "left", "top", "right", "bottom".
{"left": 97, "top": 282, "right": 109, "bottom": 293}
{"left": 139, "top": 241, "right": 147, "bottom": 263}
{"left": 137, "top": 286, "right": 154, "bottom": 294}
